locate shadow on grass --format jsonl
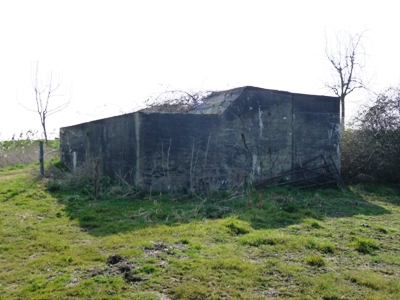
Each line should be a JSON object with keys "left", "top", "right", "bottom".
{"left": 353, "top": 184, "right": 400, "bottom": 206}
{"left": 49, "top": 185, "right": 393, "bottom": 237}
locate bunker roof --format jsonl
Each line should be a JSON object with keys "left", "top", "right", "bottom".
{"left": 187, "top": 86, "right": 337, "bottom": 115}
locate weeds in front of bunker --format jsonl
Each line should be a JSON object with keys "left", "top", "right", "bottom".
{"left": 1, "top": 167, "right": 400, "bottom": 299}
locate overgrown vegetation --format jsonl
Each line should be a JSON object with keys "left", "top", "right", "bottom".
{"left": 144, "top": 89, "right": 213, "bottom": 113}
{"left": 1, "top": 164, "right": 400, "bottom": 299}
{"left": 341, "top": 86, "right": 400, "bottom": 183}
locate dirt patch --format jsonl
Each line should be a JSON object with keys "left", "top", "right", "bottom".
{"left": 84, "top": 242, "right": 188, "bottom": 284}
{"left": 84, "top": 254, "right": 141, "bottom": 282}
{"left": 143, "top": 242, "right": 188, "bottom": 260}
{"left": 0, "top": 174, "right": 20, "bottom": 181}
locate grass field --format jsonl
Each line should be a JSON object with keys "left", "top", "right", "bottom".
{"left": 1, "top": 166, "right": 400, "bottom": 299}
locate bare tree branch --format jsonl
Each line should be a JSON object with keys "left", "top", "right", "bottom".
{"left": 19, "top": 62, "right": 71, "bottom": 145}
{"left": 325, "top": 30, "right": 368, "bottom": 130}
{"left": 145, "top": 89, "right": 213, "bottom": 113}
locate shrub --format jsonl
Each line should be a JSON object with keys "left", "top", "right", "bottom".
{"left": 342, "top": 87, "right": 400, "bottom": 183}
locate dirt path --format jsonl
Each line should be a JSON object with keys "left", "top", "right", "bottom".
{"left": 0, "top": 169, "right": 28, "bottom": 182}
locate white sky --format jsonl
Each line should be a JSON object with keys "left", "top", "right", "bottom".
{"left": 1, "top": 0, "right": 399, "bottom": 140}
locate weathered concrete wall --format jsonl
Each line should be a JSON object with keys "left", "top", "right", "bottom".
{"left": 60, "top": 113, "right": 139, "bottom": 181}
{"left": 220, "top": 88, "right": 293, "bottom": 185}
{"left": 60, "top": 86, "right": 340, "bottom": 191}
{"left": 137, "top": 112, "right": 221, "bottom": 191}
{"left": 292, "top": 93, "right": 341, "bottom": 170}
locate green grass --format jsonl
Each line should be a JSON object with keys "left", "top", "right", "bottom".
{"left": 353, "top": 237, "right": 380, "bottom": 254}
{"left": 305, "top": 254, "right": 325, "bottom": 267}
{"left": 1, "top": 169, "right": 400, "bottom": 299}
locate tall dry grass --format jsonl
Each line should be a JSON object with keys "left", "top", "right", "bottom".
{"left": 0, "top": 130, "right": 59, "bottom": 169}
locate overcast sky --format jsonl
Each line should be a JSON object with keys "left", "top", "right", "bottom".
{"left": 1, "top": 0, "right": 399, "bottom": 140}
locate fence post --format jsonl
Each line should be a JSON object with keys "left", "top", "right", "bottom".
{"left": 72, "top": 151, "right": 77, "bottom": 172}
{"left": 39, "top": 141, "right": 44, "bottom": 177}
{"left": 93, "top": 157, "right": 100, "bottom": 200}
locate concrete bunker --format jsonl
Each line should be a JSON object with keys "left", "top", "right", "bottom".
{"left": 60, "top": 86, "right": 340, "bottom": 191}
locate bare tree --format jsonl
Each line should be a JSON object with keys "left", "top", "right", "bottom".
{"left": 19, "top": 62, "right": 71, "bottom": 145}
{"left": 325, "top": 30, "right": 368, "bottom": 130}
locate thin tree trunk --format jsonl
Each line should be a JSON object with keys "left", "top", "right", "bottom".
{"left": 41, "top": 119, "right": 48, "bottom": 146}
